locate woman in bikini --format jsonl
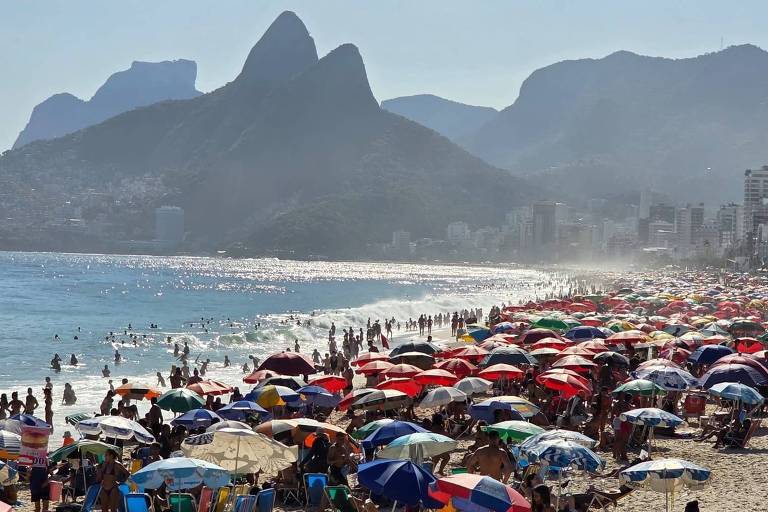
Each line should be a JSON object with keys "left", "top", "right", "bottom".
{"left": 97, "top": 449, "right": 128, "bottom": 512}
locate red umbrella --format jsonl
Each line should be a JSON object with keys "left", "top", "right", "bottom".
{"left": 477, "top": 364, "right": 524, "bottom": 380}
{"left": 607, "top": 330, "right": 649, "bottom": 344}
{"left": 450, "top": 346, "right": 489, "bottom": 362}
{"left": 434, "top": 358, "right": 477, "bottom": 379}
{"left": 258, "top": 352, "right": 316, "bottom": 376}
{"left": 659, "top": 347, "right": 691, "bottom": 364}
{"left": 309, "top": 375, "right": 348, "bottom": 393}
{"left": 579, "top": 340, "right": 609, "bottom": 353}
{"left": 351, "top": 352, "right": 390, "bottom": 367}
{"left": 357, "top": 361, "right": 394, "bottom": 376}
{"left": 537, "top": 369, "right": 592, "bottom": 388}
{"left": 414, "top": 369, "right": 459, "bottom": 386}
{"left": 429, "top": 473, "right": 531, "bottom": 512}
{"left": 712, "top": 354, "right": 768, "bottom": 377}
{"left": 186, "top": 379, "right": 233, "bottom": 396}
{"left": 551, "top": 355, "right": 596, "bottom": 373}
{"left": 557, "top": 346, "right": 597, "bottom": 359}
{"left": 735, "top": 337, "right": 764, "bottom": 354}
{"left": 537, "top": 373, "right": 592, "bottom": 397}
{"left": 243, "top": 369, "right": 279, "bottom": 384}
{"left": 517, "top": 328, "right": 562, "bottom": 345}
{"left": 580, "top": 318, "right": 603, "bottom": 327}
{"left": 530, "top": 337, "right": 570, "bottom": 350}
{"left": 382, "top": 363, "right": 422, "bottom": 379}
{"left": 376, "top": 378, "right": 422, "bottom": 397}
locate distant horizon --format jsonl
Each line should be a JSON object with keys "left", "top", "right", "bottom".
{"left": 3, "top": 1, "right": 768, "bottom": 151}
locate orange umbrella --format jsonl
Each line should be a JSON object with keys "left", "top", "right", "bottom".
{"left": 356, "top": 360, "right": 394, "bottom": 376}
{"left": 186, "top": 379, "right": 233, "bottom": 396}
{"left": 376, "top": 378, "right": 422, "bottom": 397}
{"left": 382, "top": 363, "right": 422, "bottom": 379}
{"left": 115, "top": 382, "right": 161, "bottom": 401}
{"left": 414, "top": 369, "right": 459, "bottom": 386}
{"left": 477, "top": 364, "right": 524, "bottom": 380}
{"left": 242, "top": 369, "right": 279, "bottom": 384}
{"left": 309, "top": 375, "right": 348, "bottom": 393}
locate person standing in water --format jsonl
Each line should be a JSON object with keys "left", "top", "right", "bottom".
{"left": 156, "top": 372, "right": 166, "bottom": 387}
{"left": 24, "top": 388, "right": 39, "bottom": 415}
{"left": 43, "top": 388, "right": 53, "bottom": 428}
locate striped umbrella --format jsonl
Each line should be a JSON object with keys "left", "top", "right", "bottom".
{"left": 115, "top": 382, "right": 161, "bottom": 401}
{"left": 484, "top": 421, "right": 545, "bottom": 443}
{"left": 0, "top": 460, "right": 17, "bottom": 485}
{"left": 77, "top": 416, "right": 155, "bottom": 443}
{"left": 186, "top": 380, "right": 233, "bottom": 396}
{"left": 429, "top": 473, "right": 531, "bottom": 512}
{"left": 519, "top": 429, "right": 597, "bottom": 450}
{"left": 632, "top": 366, "right": 698, "bottom": 390}
{"left": 620, "top": 408, "right": 683, "bottom": 428}
{"left": 521, "top": 438, "right": 604, "bottom": 472}
{"left": 620, "top": 458, "right": 711, "bottom": 512}
{"left": 0, "top": 430, "right": 21, "bottom": 460}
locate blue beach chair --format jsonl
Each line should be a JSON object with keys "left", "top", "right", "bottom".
{"left": 124, "top": 493, "right": 152, "bottom": 512}
{"left": 255, "top": 489, "right": 275, "bottom": 512}
{"left": 303, "top": 473, "right": 328, "bottom": 507}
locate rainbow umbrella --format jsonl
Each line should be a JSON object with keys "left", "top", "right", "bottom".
{"left": 429, "top": 473, "right": 531, "bottom": 512}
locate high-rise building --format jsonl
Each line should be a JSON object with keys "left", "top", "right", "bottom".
{"left": 675, "top": 204, "right": 704, "bottom": 254}
{"left": 648, "top": 204, "right": 676, "bottom": 224}
{"left": 155, "top": 206, "right": 185, "bottom": 244}
{"left": 532, "top": 201, "right": 558, "bottom": 247}
{"left": 446, "top": 221, "right": 471, "bottom": 244}
{"left": 717, "top": 203, "right": 744, "bottom": 248}
{"left": 638, "top": 189, "right": 652, "bottom": 219}
{"left": 744, "top": 166, "right": 768, "bottom": 237}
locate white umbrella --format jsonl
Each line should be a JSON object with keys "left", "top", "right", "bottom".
{"left": 182, "top": 427, "right": 296, "bottom": 475}
{"left": 454, "top": 377, "right": 492, "bottom": 395}
{"left": 77, "top": 416, "right": 155, "bottom": 443}
{"left": 351, "top": 389, "right": 409, "bottom": 410}
{"left": 206, "top": 421, "right": 251, "bottom": 432}
{"left": 377, "top": 432, "right": 457, "bottom": 461}
{"left": 418, "top": 387, "right": 467, "bottom": 408}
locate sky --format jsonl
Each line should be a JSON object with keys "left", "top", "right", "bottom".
{"left": 1, "top": 0, "right": 766, "bottom": 150}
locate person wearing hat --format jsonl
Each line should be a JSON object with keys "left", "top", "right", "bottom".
{"left": 62, "top": 431, "right": 75, "bottom": 447}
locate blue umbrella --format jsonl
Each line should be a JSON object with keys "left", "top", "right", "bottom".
{"left": 469, "top": 401, "right": 526, "bottom": 423}
{"left": 699, "top": 363, "right": 768, "bottom": 389}
{"left": 708, "top": 382, "right": 764, "bottom": 405}
{"left": 356, "top": 459, "right": 438, "bottom": 506}
{"left": 521, "top": 438, "right": 604, "bottom": 472}
{"left": 130, "top": 457, "right": 230, "bottom": 491}
{"left": 620, "top": 408, "right": 683, "bottom": 428}
{"left": 620, "top": 459, "right": 711, "bottom": 491}
{"left": 295, "top": 386, "right": 341, "bottom": 408}
{"left": 491, "top": 322, "right": 515, "bottom": 334}
{"left": 632, "top": 366, "right": 698, "bottom": 390}
{"left": 6, "top": 414, "right": 50, "bottom": 434}
{"left": 361, "top": 420, "right": 428, "bottom": 448}
{"left": 564, "top": 326, "right": 606, "bottom": 342}
{"left": 687, "top": 345, "right": 734, "bottom": 365}
{"left": 170, "top": 409, "right": 223, "bottom": 428}
{"left": 0, "top": 460, "right": 18, "bottom": 485}
{"left": 217, "top": 401, "right": 268, "bottom": 420}
{"left": 465, "top": 326, "right": 492, "bottom": 342}
{"left": 480, "top": 347, "right": 537, "bottom": 367}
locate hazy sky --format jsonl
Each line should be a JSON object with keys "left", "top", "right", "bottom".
{"left": 1, "top": 0, "right": 766, "bottom": 150}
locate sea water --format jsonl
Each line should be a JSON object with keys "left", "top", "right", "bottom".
{"left": 0, "top": 251, "right": 562, "bottom": 442}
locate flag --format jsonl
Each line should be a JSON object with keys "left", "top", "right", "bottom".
{"left": 381, "top": 335, "right": 389, "bottom": 349}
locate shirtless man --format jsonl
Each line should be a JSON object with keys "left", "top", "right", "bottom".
{"left": 8, "top": 392, "right": 23, "bottom": 416}
{"left": 327, "top": 434, "right": 354, "bottom": 486}
{"left": 465, "top": 431, "right": 513, "bottom": 482}
{"left": 24, "top": 388, "right": 39, "bottom": 415}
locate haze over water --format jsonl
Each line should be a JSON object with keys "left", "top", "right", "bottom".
{"left": 0, "top": 252, "right": 566, "bottom": 440}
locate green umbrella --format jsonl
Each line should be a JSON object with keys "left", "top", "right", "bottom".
{"left": 65, "top": 413, "right": 92, "bottom": 426}
{"left": 612, "top": 379, "right": 667, "bottom": 398}
{"left": 483, "top": 420, "right": 545, "bottom": 443}
{"left": 351, "top": 419, "right": 395, "bottom": 440}
{"left": 157, "top": 388, "right": 205, "bottom": 413}
{"left": 49, "top": 440, "right": 118, "bottom": 463}
{"left": 532, "top": 317, "right": 570, "bottom": 331}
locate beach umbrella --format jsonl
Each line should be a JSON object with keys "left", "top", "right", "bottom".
{"left": 130, "top": 457, "right": 230, "bottom": 491}
{"left": 156, "top": 388, "right": 205, "bottom": 413}
{"left": 352, "top": 419, "right": 395, "bottom": 440}
{"left": 520, "top": 439, "right": 604, "bottom": 473}
{"left": 557, "top": 346, "right": 597, "bottom": 359}
{"left": 612, "top": 379, "right": 666, "bottom": 397}
{"left": 632, "top": 366, "right": 698, "bottom": 390}
{"left": 659, "top": 347, "right": 691, "bottom": 364}
{"left": 481, "top": 347, "right": 537, "bottom": 367}
{"left": 338, "top": 388, "right": 376, "bottom": 410}
{"left": 182, "top": 427, "right": 296, "bottom": 475}
{"left": 687, "top": 345, "right": 734, "bottom": 365}
{"left": 357, "top": 459, "right": 437, "bottom": 506}
{"left": 434, "top": 358, "right": 477, "bottom": 379}
{"left": 382, "top": 363, "right": 423, "bottom": 379}
{"left": 351, "top": 352, "right": 391, "bottom": 366}
{"left": 377, "top": 432, "right": 458, "bottom": 460}
{"left": 517, "top": 328, "right": 562, "bottom": 345}
{"left": 478, "top": 364, "right": 524, "bottom": 381}
{"left": 186, "top": 380, "right": 233, "bottom": 396}
{"left": 390, "top": 341, "right": 441, "bottom": 356}
{"left": 5, "top": 414, "right": 50, "bottom": 434}
{"left": 531, "top": 338, "right": 570, "bottom": 350}
{"left": 592, "top": 351, "right": 630, "bottom": 367}
{"left": 242, "top": 369, "right": 279, "bottom": 384}
{"left": 419, "top": 386, "right": 467, "bottom": 408}
{"left": 699, "top": 363, "right": 768, "bottom": 389}
{"left": 0, "top": 430, "right": 21, "bottom": 460}
{"left": 429, "top": 473, "right": 531, "bottom": 512}
{"left": 484, "top": 421, "right": 544, "bottom": 443}
{"left": 206, "top": 420, "right": 250, "bottom": 432}
{"left": 48, "top": 439, "right": 118, "bottom": 463}
{"left": 607, "top": 330, "right": 650, "bottom": 344}
{"left": 564, "top": 326, "right": 606, "bottom": 342}
{"left": 296, "top": 385, "right": 341, "bottom": 408}
{"left": 470, "top": 397, "right": 535, "bottom": 421}
{"left": 735, "top": 337, "right": 763, "bottom": 354}
{"left": 620, "top": 408, "right": 683, "bottom": 428}
{"left": 464, "top": 325, "right": 492, "bottom": 342}
{"left": 531, "top": 317, "right": 570, "bottom": 331}
{"left": 449, "top": 345, "right": 490, "bottom": 362}
{"left": 519, "top": 429, "right": 597, "bottom": 450}
{"left": 708, "top": 382, "right": 764, "bottom": 405}
{"left": 390, "top": 352, "right": 436, "bottom": 369}
{"left": 64, "top": 413, "right": 92, "bottom": 426}
{"left": 711, "top": 354, "right": 768, "bottom": 376}
{"left": 0, "top": 460, "right": 17, "bottom": 486}
{"left": 529, "top": 347, "right": 561, "bottom": 357}
{"left": 536, "top": 373, "right": 591, "bottom": 397}
{"left": 256, "top": 375, "right": 306, "bottom": 390}
{"left": 454, "top": 377, "right": 493, "bottom": 395}
{"left": 244, "top": 384, "right": 300, "bottom": 408}
{"left": 361, "top": 420, "right": 428, "bottom": 447}
{"left": 551, "top": 355, "right": 596, "bottom": 373}
{"left": 216, "top": 400, "right": 268, "bottom": 420}
{"left": 115, "top": 382, "right": 161, "bottom": 401}
{"left": 308, "top": 375, "right": 347, "bottom": 393}
{"left": 414, "top": 368, "right": 459, "bottom": 386}
{"left": 637, "top": 359, "right": 680, "bottom": 370}
{"left": 492, "top": 322, "right": 516, "bottom": 334}
{"left": 376, "top": 378, "right": 423, "bottom": 397}
{"left": 579, "top": 340, "right": 609, "bottom": 353}
{"left": 620, "top": 459, "right": 711, "bottom": 512}
{"left": 77, "top": 416, "right": 154, "bottom": 443}
{"left": 357, "top": 360, "right": 394, "bottom": 376}
{"left": 170, "top": 409, "right": 223, "bottom": 428}
{"left": 352, "top": 389, "right": 410, "bottom": 411}
{"left": 257, "top": 352, "right": 316, "bottom": 376}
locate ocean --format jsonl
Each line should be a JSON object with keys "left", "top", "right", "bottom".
{"left": 0, "top": 251, "right": 564, "bottom": 442}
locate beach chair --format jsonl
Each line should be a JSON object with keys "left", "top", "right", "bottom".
{"left": 233, "top": 495, "right": 257, "bottom": 512}
{"left": 737, "top": 417, "right": 761, "bottom": 449}
{"left": 124, "top": 493, "right": 153, "bottom": 512}
{"left": 81, "top": 484, "right": 102, "bottom": 512}
{"left": 211, "top": 487, "right": 231, "bottom": 512}
{"left": 580, "top": 485, "right": 635, "bottom": 510}
{"left": 197, "top": 487, "right": 213, "bottom": 512}
{"left": 681, "top": 393, "right": 707, "bottom": 424}
{"left": 169, "top": 493, "right": 197, "bottom": 512}
{"left": 303, "top": 473, "right": 328, "bottom": 507}
{"left": 324, "top": 486, "right": 352, "bottom": 512}
{"left": 255, "top": 489, "right": 275, "bottom": 512}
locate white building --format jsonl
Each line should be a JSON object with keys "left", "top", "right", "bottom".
{"left": 447, "top": 221, "right": 471, "bottom": 244}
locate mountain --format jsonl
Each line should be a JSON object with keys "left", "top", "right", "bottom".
{"left": 0, "top": 11, "right": 535, "bottom": 258}
{"left": 461, "top": 45, "right": 768, "bottom": 204}
{"left": 381, "top": 94, "right": 498, "bottom": 141}
{"left": 13, "top": 59, "right": 202, "bottom": 149}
